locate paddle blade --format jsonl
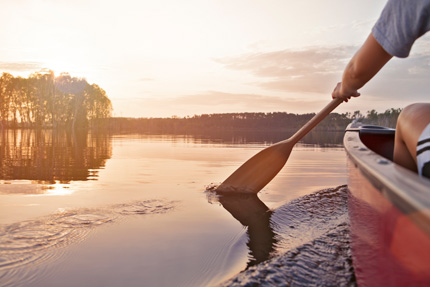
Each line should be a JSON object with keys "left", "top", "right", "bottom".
{"left": 216, "top": 143, "right": 293, "bottom": 194}
{"left": 215, "top": 99, "right": 343, "bottom": 194}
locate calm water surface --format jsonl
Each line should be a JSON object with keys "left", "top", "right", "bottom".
{"left": 0, "top": 130, "right": 350, "bottom": 287}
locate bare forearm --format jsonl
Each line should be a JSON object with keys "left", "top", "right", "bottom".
{"left": 333, "top": 33, "right": 392, "bottom": 101}
{"left": 341, "top": 57, "right": 372, "bottom": 93}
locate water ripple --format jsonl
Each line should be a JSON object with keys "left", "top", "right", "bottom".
{"left": 112, "top": 199, "right": 175, "bottom": 215}
{"left": 220, "top": 186, "right": 356, "bottom": 287}
{"left": 0, "top": 199, "right": 176, "bottom": 286}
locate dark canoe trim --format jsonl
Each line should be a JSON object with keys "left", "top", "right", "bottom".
{"left": 344, "top": 122, "right": 430, "bottom": 235}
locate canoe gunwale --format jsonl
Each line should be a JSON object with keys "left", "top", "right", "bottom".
{"left": 344, "top": 122, "right": 430, "bottom": 235}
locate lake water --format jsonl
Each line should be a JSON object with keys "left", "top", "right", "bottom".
{"left": 0, "top": 129, "right": 353, "bottom": 287}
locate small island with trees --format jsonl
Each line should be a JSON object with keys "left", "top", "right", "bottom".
{"left": 0, "top": 71, "right": 112, "bottom": 130}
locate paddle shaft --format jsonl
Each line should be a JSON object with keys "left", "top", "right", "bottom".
{"left": 285, "top": 98, "right": 343, "bottom": 144}
{"left": 216, "top": 97, "right": 344, "bottom": 193}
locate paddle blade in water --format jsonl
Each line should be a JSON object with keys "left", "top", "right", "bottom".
{"left": 216, "top": 142, "right": 293, "bottom": 194}
{"left": 215, "top": 99, "right": 344, "bottom": 194}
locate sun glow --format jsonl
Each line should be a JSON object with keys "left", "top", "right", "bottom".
{"left": 0, "top": 0, "right": 427, "bottom": 118}
{"left": 42, "top": 183, "right": 74, "bottom": 196}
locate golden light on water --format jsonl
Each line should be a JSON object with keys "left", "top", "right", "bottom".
{"left": 0, "top": 180, "right": 74, "bottom": 196}
{"left": 41, "top": 183, "right": 74, "bottom": 196}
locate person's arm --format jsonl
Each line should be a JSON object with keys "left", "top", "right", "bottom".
{"left": 332, "top": 33, "right": 393, "bottom": 102}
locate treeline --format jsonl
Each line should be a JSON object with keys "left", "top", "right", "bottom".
{"left": 360, "top": 108, "right": 402, "bottom": 128}
{"left": 0, "top": 71, "right": 112, "bottom": 130}
{"left": 108, "top": 108, "right": 402, "bottom": 134}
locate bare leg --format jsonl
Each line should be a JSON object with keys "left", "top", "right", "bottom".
{"left": 394, "top": 103, "right": 430, "bottom": 172}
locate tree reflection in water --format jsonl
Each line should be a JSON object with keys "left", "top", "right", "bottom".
{"left": 0, "top": 129, "right": 112, "bottom": 184}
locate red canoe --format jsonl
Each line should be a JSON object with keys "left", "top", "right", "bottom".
{"left": 344, "top": 122, "right": 430, "bottom": 287}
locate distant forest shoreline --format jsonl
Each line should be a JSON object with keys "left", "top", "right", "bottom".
{"left": 1, "top": 108, "right": 402, "bottom": 134}
{"left": 106, "top": 108, "right": 401, "bottom": 134}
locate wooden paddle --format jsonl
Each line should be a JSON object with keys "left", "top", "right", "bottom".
{"left": 216, "top": 98, "right": 343, "bottom": 193}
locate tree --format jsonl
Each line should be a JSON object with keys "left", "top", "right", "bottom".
{"left": 352, "top": 110, "right": 363, "bottom": 120}
{"left": 30, "top": 71, "right": 55, "bottom": 128}
{"left": 85, "top": 83, "right": 112, "bottom": 127}
{"left": 0, "top": 71, "right": 112, "bottom": 129}
{"left": 0, "top": 73, "right": 14, "bottom": 129}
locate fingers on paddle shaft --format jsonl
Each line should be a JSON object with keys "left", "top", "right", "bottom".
{"left": 216, "top": 144, "right": 293, "bottom": 193}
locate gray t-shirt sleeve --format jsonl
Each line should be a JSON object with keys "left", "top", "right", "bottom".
{"left": 372, "top": 0, "right": 430, "bottom": 58}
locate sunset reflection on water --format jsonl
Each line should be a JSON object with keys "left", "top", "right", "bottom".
{"left": 0, "top": 130, "right": 347, "bottom": 287}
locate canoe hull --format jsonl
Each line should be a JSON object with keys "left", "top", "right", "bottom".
{"left": 344, "top": 123, "right": 430, "bottom": 287}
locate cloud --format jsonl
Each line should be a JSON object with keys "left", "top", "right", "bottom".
{"left": 215, "top": 46, "right": 358, "bottom": 94}
{"left": 0, "top": 61, "right": 44, "bottom": 72}
{"left": 215, "top": 44, "right": 430, "bottom": 102}
{"left": 173, "top": 92, "right": 306, "bottom": 111}
{"left": 113, "top": 91, "right": 328, "bottom": 118}
{"left": 358, "top": 52, "right": 430, "bottom": 101}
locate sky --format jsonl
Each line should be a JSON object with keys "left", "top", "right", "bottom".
{"left": 0, "top": 0, "right": 429, "bottom": 118}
